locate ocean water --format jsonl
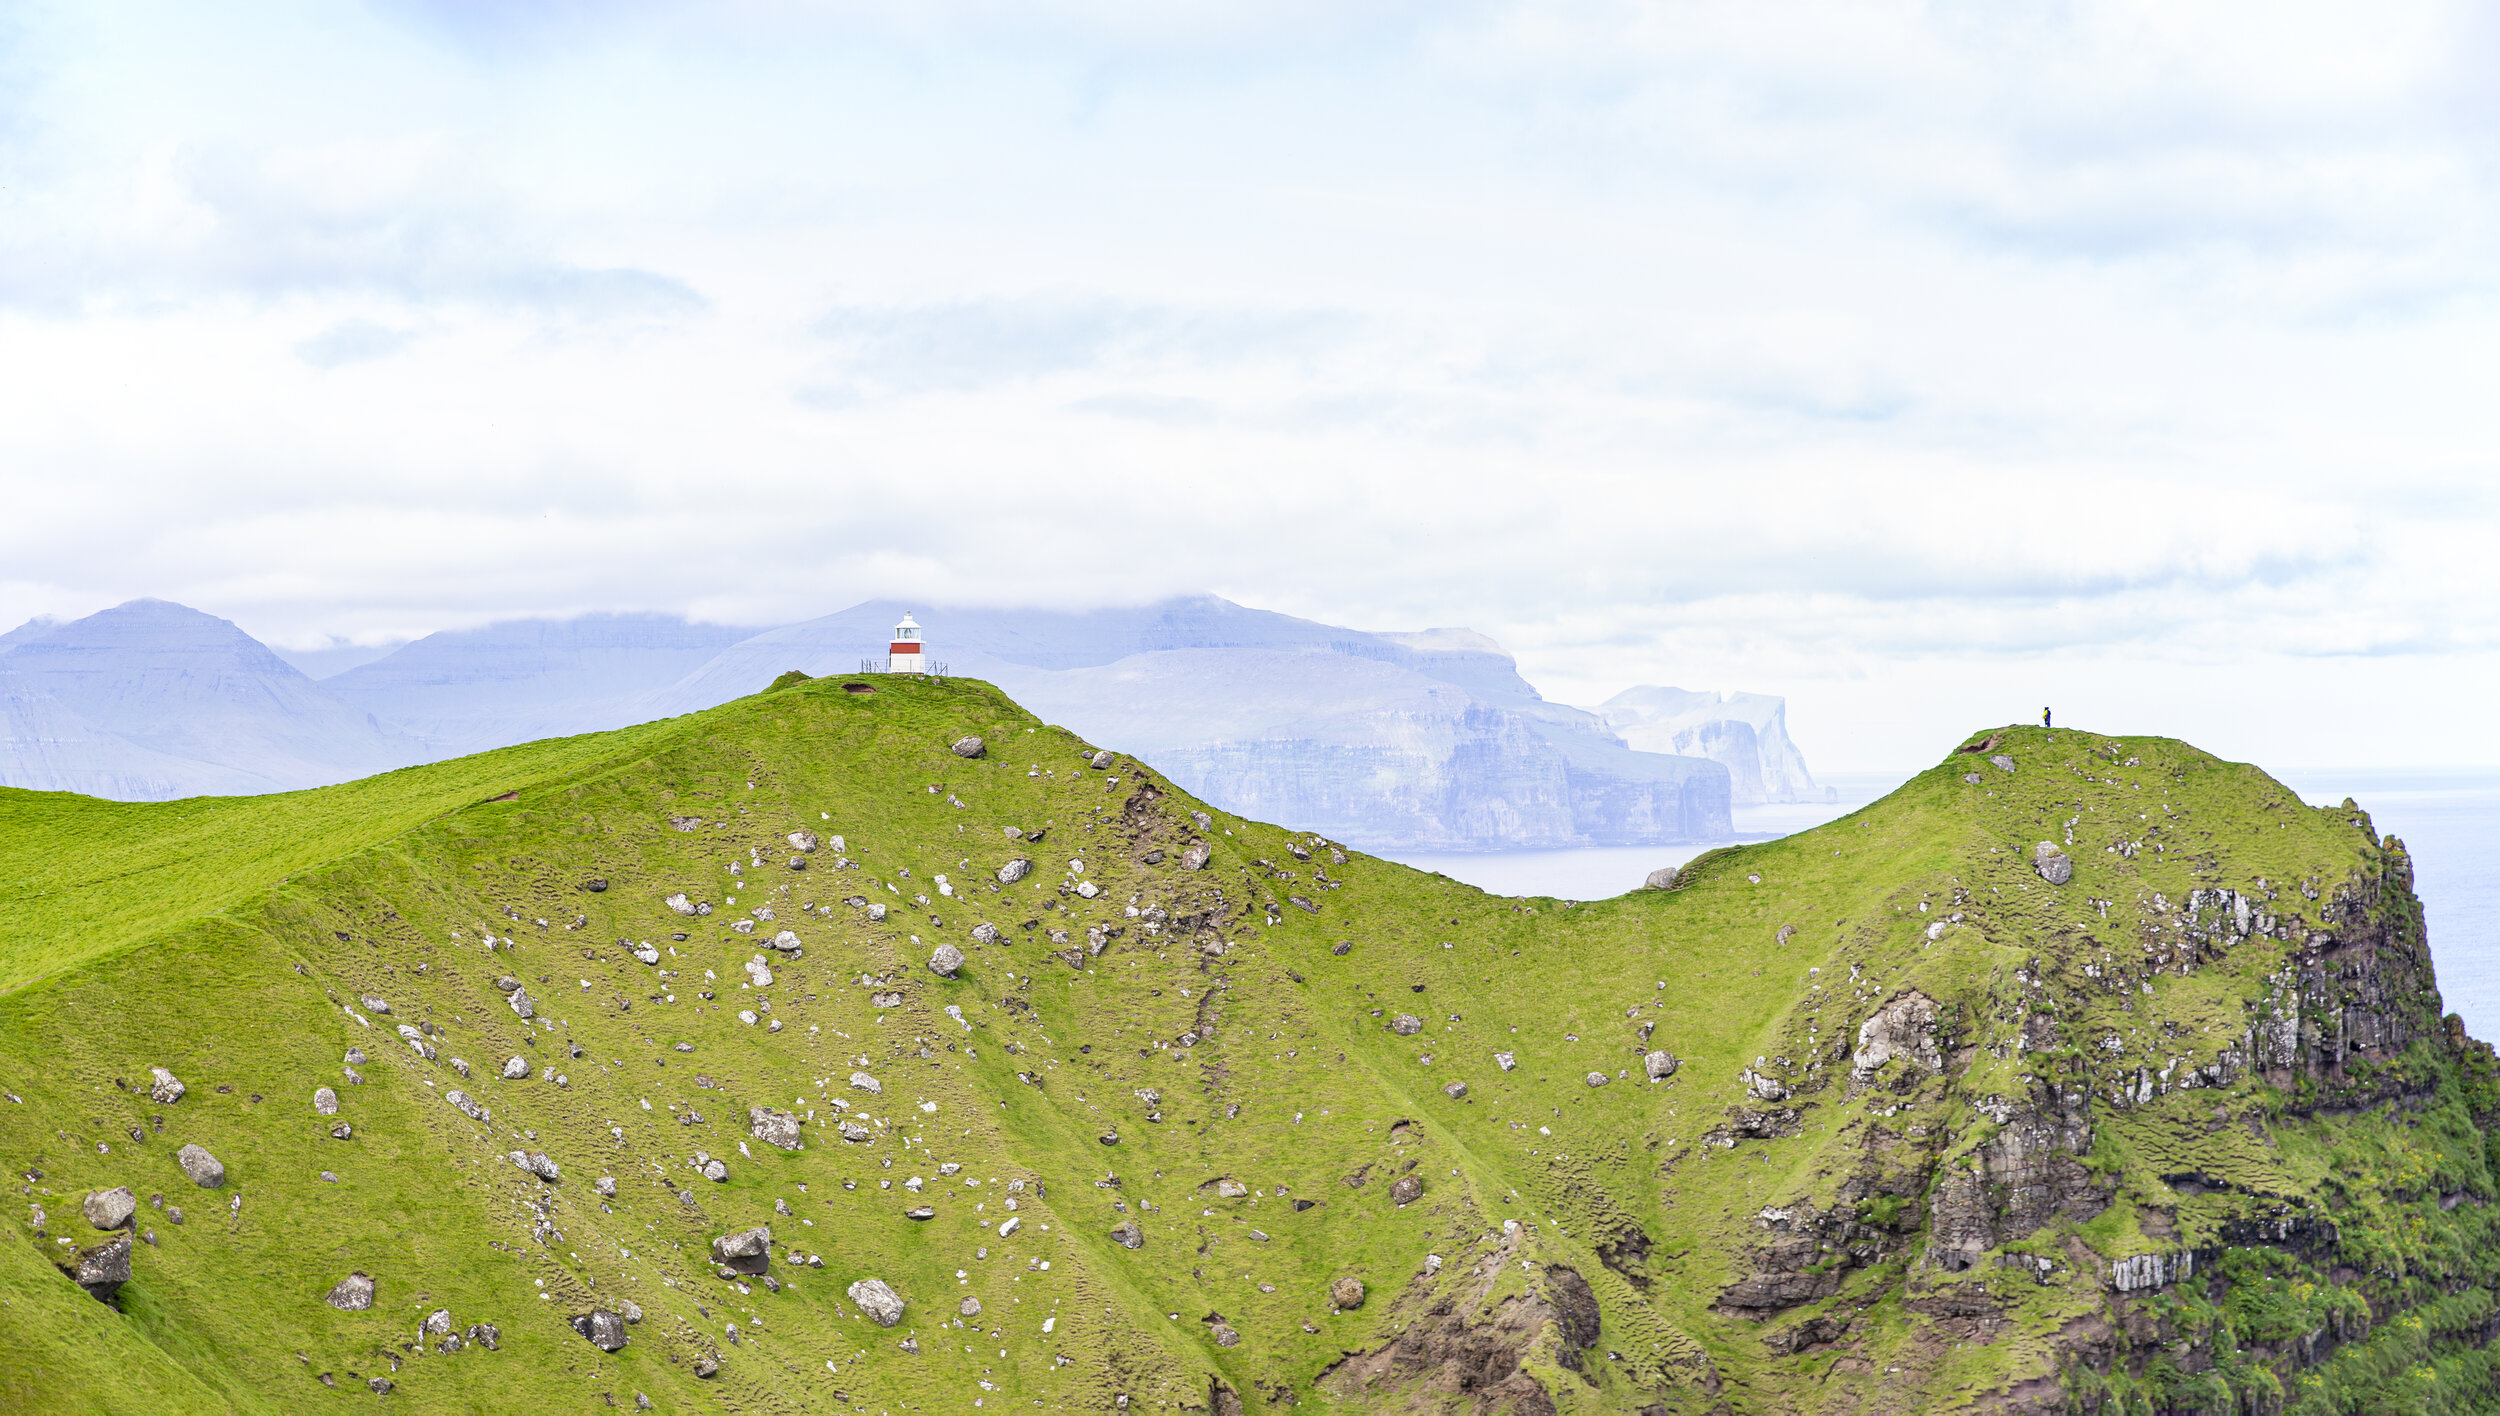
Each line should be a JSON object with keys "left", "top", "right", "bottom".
{"left": 1377, "top": 767, "right": 2500, "bottom": 1042}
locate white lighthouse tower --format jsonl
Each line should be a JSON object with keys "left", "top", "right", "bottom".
{"left": 885, "top": 611, "right": 925, "bottom": 675}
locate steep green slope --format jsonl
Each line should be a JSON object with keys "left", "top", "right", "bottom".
{"left": 0, "top": 677, "right": 2491, "bottom": 1415}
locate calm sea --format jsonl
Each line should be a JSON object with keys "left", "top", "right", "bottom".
{"left": 1378, "top": 768, "right": 2500, "bottom": 1042}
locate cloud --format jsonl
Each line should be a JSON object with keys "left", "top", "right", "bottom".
{"left": 296, "top": 319, "right": 416, "bottom": 368}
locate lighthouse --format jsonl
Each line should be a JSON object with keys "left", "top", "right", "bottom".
{"left": 885, "top": 611, "right": 925, "bottom": 674}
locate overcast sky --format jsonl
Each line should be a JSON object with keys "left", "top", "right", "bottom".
{"left": 3, "top": 1, "right": 2495, "bottom": 770}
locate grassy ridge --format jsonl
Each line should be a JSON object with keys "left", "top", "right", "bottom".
{"left": 0, "top": 677, "right": 2488, "bottom": 1413}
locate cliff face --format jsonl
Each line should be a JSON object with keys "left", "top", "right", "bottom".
{"left": 1601, "top": 686, "right": 1822, "bottom": 805}
{"left": 0, "top": 696, "right": 2487, "bottom": 1415}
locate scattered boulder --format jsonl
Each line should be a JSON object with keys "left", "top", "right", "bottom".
{"left": 929, "top": 943, "right": 965, "bottom": 977}
{"left": 1494, "top": 1052, "right": 1516, "bottom": 1072}
{"left": 1110, "top": 1220, "right": 1144, "bottom": 1250}
{"left": 148, "top": 1068, "right": 186, "bottom": 1105}
{"left": 1443, "top": 1082, "right": 1468, "bottom": 1100}
{"left": 711, "top": 1226, "right": 773, "bottom": 1276}
{"left": 848, "top": 1278, "right": 906, "bottom": 1327}
{"left": 632, "top": 943, "right": 661, "bottom": 964}
{"left": 446, "top": 1090, "right": 490, "bottom": 1123}
{"left": 745, "top": 958, "right": 774, "bottom": 987}
{"left": 423, "top": 1309, "right": 455, "bottom": 1339}
{"left": 789, "top": 831, "right": 820, "bottom": 853}
{"left": 838, "top": 1120, "right": 873, "bottom": 1143}
{"left": 175, "top": 1144, "right": 225, "bottom": 1189}
{"left": 1643, "top": 867, "right": 1678, "bottom": 890}
{"left": 1215, "top": 1179, "right": 1249, "bottom": 1199}
{"left": 571, "top": 1310, "right": 628, "bottom": 1352}
{"left": 501, "top": 1056, "right": 530, "bottom": 1080}
{"left": 1990, "top": 754, "right": 2015, "bottom": 773}
{"left": 1330, "top": 1276, "right": 1366, "bottom": 1309}
{"left": 1087, "top": 750, "right": 1114, "bottom": 769}
{"left": 467, "top": 1322, "right": 501, "bottom": 1350}
{"left": 82, "top": 1186, "right": 136, "bottom": 1231}
{"left": 666, "top": 893, "right": 698, "bottom": 916}
{"left": 951, "top": 736, "right": 986, "bottom": 759}
{"left": 595, "top": 1176, "right": 617, "bottom": 1198}
{"left": 1181, "top": 843, "right": 1210, "bottom": 871}
{"left": 507, "top": 988, "right": 536, "bottom": 1020}
{"left": 359, "top": 995, "right": 391, "bottom": 1016}
{"left": 1390, "top": 1175, "right": 1424, "bottom": 1206}
{"left": 343, "top": 1047, "right": 366, "bottom": 1066}
{"left": 1644, "top": 1050, "right": 1680, "bottom": 1082}
{"left": 63, "top": 1233, "right": 131, "bottom": 1302}
{"left": 770, "top": 930, "right": 803, "bottom": 952}
{"left": 1390, "top": 1014, "right": 1422, "bottom": 1036}
{"left": 960, "top": 1296, "right": 983, "bottom": 1317}
{"left": 1585, "top": 1071, "right": 1611, "bottom": 1088}
{"left": 2034, "top": 842, "right": 2073, "bottom": 885}
{"left": 701, "top": 1158, "right": 730, "bottom": 1182}
{"left": 750, "top": 1107, "right": 803, "bottom": 1150}
{"left": 325, "top": 1273, "right": 376, "bottom": 1310}
{"left": 850, "top": 1071, "right": 883, "bottom": 1094}
{"left": 999, "top": 858, "right": 1031, "bottom": 885}
{"left": 970, "top": 922, "right": 1000, "bottom": 945}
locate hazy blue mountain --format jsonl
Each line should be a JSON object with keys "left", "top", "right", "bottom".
{"left": 0, "top": 600, "right": 419, "bottom": 797}
{"left": 0, "top": 675, "right": 275, "bottom": 799}
{"left": 270, "top": 640, "right": 409, "bottom": 680}
{"left": 325, "top": 612, "right": 758, "bottom": 756}
{"left": 1598, "top": 685, "right": 1825, "bottom": 804}
{"left": 639, "top": 598, "right": 1733, "bottom": 849}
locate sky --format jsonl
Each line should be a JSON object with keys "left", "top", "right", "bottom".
{"left": 2, "top": 0, "right": 2496, "bottom": 771}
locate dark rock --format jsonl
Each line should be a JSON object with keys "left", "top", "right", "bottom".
{"left": 1390, "top": 1176, "right": 1423, "bottom": 1206}
{"left": 711, "top": 1226, "right": 773, "bottom": 1275}
{"left": 1111, "top": 1220, "right": 1144, "bottom": 1249}
{"left": 63, "top": 1233, "right": 131, "bottom": 1301}
{"left": 571, "top": 1310, "right": 628, "bottom": 1352}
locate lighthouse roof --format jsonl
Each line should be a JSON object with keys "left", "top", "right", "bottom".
{"left": 894, "top": 611, "right": 920, "bottom": 630}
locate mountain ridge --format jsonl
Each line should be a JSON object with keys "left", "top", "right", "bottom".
{"left": 0, "top": 680, "right": 2491, "bottom": 1413}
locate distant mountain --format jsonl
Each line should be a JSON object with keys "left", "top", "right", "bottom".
{"left": 325, "top": 612, "right": 759, "bottom": 756}
{"left": 0, "top": 598, "right": 1802, "bottom": 852}
{"left": 0, "top": 600, "right": 419, "bottom": 798}
{"left": 637, "top": 598, "right": 1733, "bottom": 850}
{"left": 1598, "top": 685, "right": 1824, "bottom": 804}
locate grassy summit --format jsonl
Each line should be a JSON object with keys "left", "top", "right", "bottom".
{"left": 0, "top": 676, "right": 2491, "bottom": 1414}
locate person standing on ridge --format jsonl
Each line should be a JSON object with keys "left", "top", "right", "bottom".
{"left": 2043, "top": 706, "right": 2052, "bottom": 728}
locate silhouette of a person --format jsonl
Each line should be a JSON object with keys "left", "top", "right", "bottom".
{"left": 2042, "top": 706, "right": 2052, "bottom": 728}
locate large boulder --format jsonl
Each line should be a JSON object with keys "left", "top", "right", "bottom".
{"left": 998, "top": 858, "right": 1031, "bottom": 885}
{"left": 1390, "top": 1175, "right": 1424, "bottom": 1206}
{"left": 1390, "top": 1014, "right": 1422, "bottom": 1036}
{"left": 970, "top": 922, "right": 1000, "bottom": 945}
{"left": 1644, "top": 866, "right": 1679, "bottom": 891}
{"left": 1181, "top": 843, "right": 1210, "bottom": 871}
{"left": 951, "top": 737, "right": 986, "bottom": 759}
{"left": 507, "top": 988, "right": 536, "bottom": 1020}
{"left": 749, "top": 1107, "right": 802, "bottom": 1151}
{"left": 2034, "top": 842, "right": 2073, "bottom": 885}
{"left": 63, "top": 1233, "right": 131, "bottom": 1302}
{"left": 82, "top": 1186, "right": 136, "bottom": 1231}
{"left": 848, "top": 1278, "right": 906, "bottom": 1327}
{"left": 928, "top": 943, "right": 965, "bottom": 977}
{"left": 1110, "top": 1220, "right": 1144, "bottom": 1250}
{"left": 1329, "top": 1276, "right": 1366, "bottom": 1310}
{"left": 711, "top": 1226, "right": 773, "bottom": 1276}
{"left": 501, "top": 1056, "right": 531, "bottom": 1080}
{"left": 571, "top": 1310, "right": 628, "bottom": 1352}
{"left": 313, "top": 1087, "right": 339, "bottom": 1116}
{"left": 325, "top": 1272, "right": 376, "bottom": 1311}
{"left": 174, "top": 1144, "right": 224, "bottom": 1189}
{"left": 1644, "top": 1050, "right": 1680, "bottom": 1082}
{"left": 148, "top": 1067, "right": 186, "bottom": 1104}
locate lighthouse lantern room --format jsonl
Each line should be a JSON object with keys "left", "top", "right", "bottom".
{"left": 885, "top": 611, "right": 925, "bottom": 674}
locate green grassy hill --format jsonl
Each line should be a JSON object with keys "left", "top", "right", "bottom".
{"left": 0, "top": 675, "right": 2492, "bottom": 1414}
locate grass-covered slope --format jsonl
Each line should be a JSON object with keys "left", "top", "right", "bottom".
{"left": 0, "top": 677, "right": 2490, "bottom": 1415}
